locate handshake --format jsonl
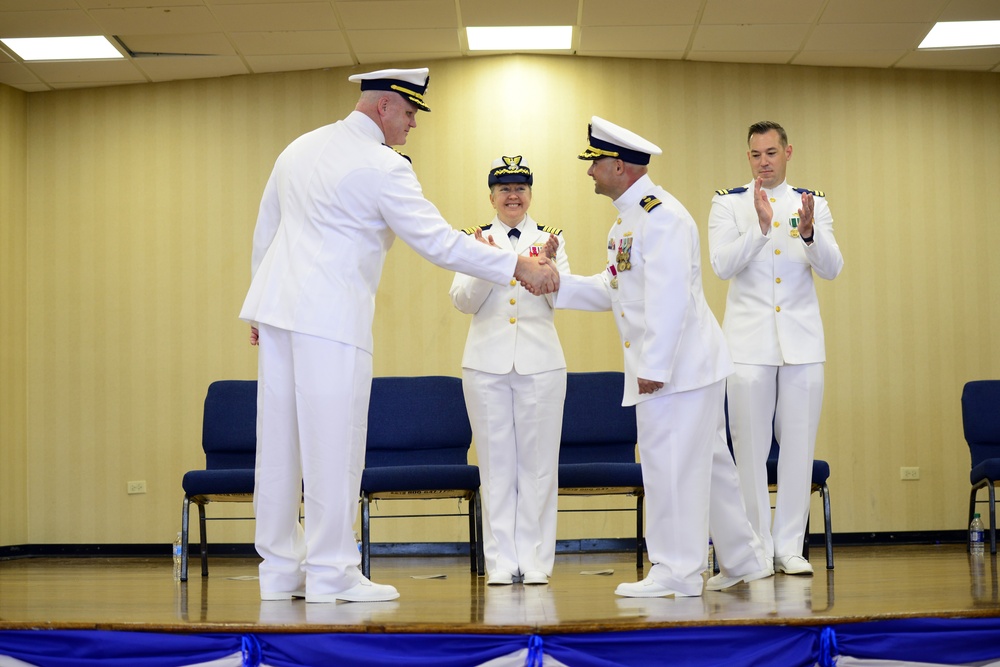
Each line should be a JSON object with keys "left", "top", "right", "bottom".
{"left": 474, "top": 229, "right": 561, "bottom": 296}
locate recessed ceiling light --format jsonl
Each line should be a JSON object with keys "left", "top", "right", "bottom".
{"left": 467, "top": 26, "right": 573, "bottom": 51}
{"left": 918, "top": 21, "right": 1000, "bottom": 49}
{"left": 0, "top": 36, "right": 124, "bottom": 61}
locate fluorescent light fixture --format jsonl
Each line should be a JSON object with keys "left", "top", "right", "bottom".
{"left": 918, "top": 21, "right": 1000, "bottom": 49}
{"left": 467, "top": 26, "right": 573, "bottom": 51}
{"left": 0, "top": 36, "right": 123, "bottom": 61}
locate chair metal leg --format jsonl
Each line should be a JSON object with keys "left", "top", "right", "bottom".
{"left": 361, "top": 493, "right": 371, "bottom": 580}
{"left": 821, "top": 484, "right": 834, "bottom": 570}
{"left": 474, "top": 491, "right": 485, "bottom": 576}
{"left": 197, "top": 502, "right": 208, "bottom": 577}
{"left": 990, "top": 483, "right": 997, "bottom": 555}
{"left": 180, "top": 496, "right": 190, "bottom": 582}
{"left": 467, "top": 495, "right": 477, "bottom": 573}
{"left": 635, "top": 494, "right": 645, "bottom": 570}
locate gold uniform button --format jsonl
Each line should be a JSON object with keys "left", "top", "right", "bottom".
{"left": 775, "top": 277, "right": 782, "bottom": 284}
{"left": 616, "top": 218, "right": 622, "bottom": 225}
{"left": 773, "top": 221, "right": 780, "bottom": 228}
{"left": 509, "top": 279, "right": 517, "bottom": 286}
{"left": 509, "top": 298, "right": 516, "bottom": 305}
{"left": 775, "top": 306, "right": 781, "bottom": 312}
{"left": 624, "top": 341, "right": 631, "bottom": 348}
{"left": 509, "top": 317, "right": 517, "bottom": 324}
{"left": 774, "top": 249, "right": 781, "bottom": 255}
{"left": 620, "top": 312, "right": 625, "bottom": 317}
{"left": 769, "top": 197, "right": 776, "bottom": 203}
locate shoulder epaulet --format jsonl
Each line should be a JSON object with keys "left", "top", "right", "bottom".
{"left": 640, "top": 195, "right": 662, "bottom": 212}
{"left": 383, "top": 144, "right": 412, "bottom": 164}
{"left": 536, "top": 224, "right": 563, "bottom": 235}
{"left": 793, "top": 187, "right": 825, "bottom": 197}
{"left": 715, "top": 186, "right": 748, "bottom": 196}
{"left": 460, "top": 223, "right": 492, "bottom": 235}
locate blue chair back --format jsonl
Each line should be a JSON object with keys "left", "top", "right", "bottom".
{"left": 202, "top": 380, "right": 257, "bottom": 469}
{"left": 963, "top": 380, "right": 1000, "bottom": 468}
{"left": 365, "top": 376, "right": 473, "bottom": 467}
{"left": 558, "top": 372, "right": 637, "bottom": 464}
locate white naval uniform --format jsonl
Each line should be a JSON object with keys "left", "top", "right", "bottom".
{"left": 708, "top": 179, "right": 844, "bottom": 562}
{"left": 450, "top": 215, "right": 571, "bottom": 578}
{"left": 555, "top": 174, "right": 766, "bottom": 595}
{"left": 239, "top": 110, "right": 518, "bottom": 597}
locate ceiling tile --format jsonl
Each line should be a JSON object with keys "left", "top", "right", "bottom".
{"left": 3, "top": 0, "right": 77, "bottom": 9}
{"left": 337, "top": 1, "right": 457, "bottom": 30}
{"left": 211, "top": 2, "right": 339, "bottom": 32}
{"left": 116, "top": 33, "right": 236, "bottom": 56}
{"left": 701, "top": 0, "right": 826, "bottom": 25}
{"left": 792, "top": 51, "right": 906, "bottom": 68}
{"left": 939, "top": 0, "right": 1000, "bottom": 20}
{"left": 0, "top": 60, "right": 42, "bottom": 85}
{"left": 0, "top": 9, "right": 103, "bottom": 37}
{"left": 89, "top": 6, "right": 221, "bottom": 35}
{"left": 246, "top": 53, "right": 355, "bottom": 73}
{"left": 347, "top": 28, "right": 460, "bottom": 54}
{"left": 581, "top": 0, "right": 702, "bottom": 26}
{"left": 804, "top": 23, "right": 931, "bottom": 51}
{"left": 692, "top": 24, "right": 811, "bottom": 52}
{"left": 686, "top": 51, "right": 795, "bottom": 65}
{"left": 579, "top": 26, "right": 692, "bottom": 53}
{"left": 896, "top": 46, "right": 1000, "bottom": 70}
{"left": 819, "top": 0, "right": 948, "bottom": 23}
{"left": 131, "top": 54, "right": 249, "bottom": 82}
{"left": 26, "top": 59, "right": 147, "bottom": 85}
{"left": 460, "top": 0, "right": 578, "bottom": 26}
{"left": 231, "top": 31, "right": 348, "bottom": 56}
{"left": 355, "top": 51, "right": 455, "bottom": 64}
{"left": 76, "top": 0, "right": 201, "bottom": 7}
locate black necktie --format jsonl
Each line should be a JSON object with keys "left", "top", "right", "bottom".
{"left": 508, "top": 228, "right": 520, "bottom": 241}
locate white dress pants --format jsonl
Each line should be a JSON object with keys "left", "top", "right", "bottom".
{"left": 727, "top": 362, "right": 825, "bottom": 561}
{"left": 463, "top": 368, "right": 566, "bottom": 577}
{"left": 639, "top": 379, "right": 766, "bottom": 595}
{"left": 254, "top": 324, "right": 373, "bottom": 596}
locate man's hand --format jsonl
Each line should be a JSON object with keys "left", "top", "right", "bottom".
{"left": 797, "top": 192, "right": 815, "bottom": 244}
{"left": 250, "top": 326, "right": 259, "bottom": 346}
{"left": 514, "top": 255, "right": 559, "bottom": 295}
{"left": 753, "top": 177, "right": 773, "bottom": 235}
{"left": 638, "top": 378, "right": 663, "bottom": 395}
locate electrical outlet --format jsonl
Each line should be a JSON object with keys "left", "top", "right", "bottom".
{"left": 127, "top": 480, "right": 147, "bottom": 494}
{"left": 900, "top": 467, "right": 920, "bottom": 481}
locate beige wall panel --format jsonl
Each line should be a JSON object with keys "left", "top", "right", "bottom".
{"left": 17, "top": 55, "right": 1000, "bottom": 548}
{"left": 1, "top": 84, "right": 28, "bottom": 546}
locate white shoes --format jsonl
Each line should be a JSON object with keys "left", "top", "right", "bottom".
{"left": 306, "top": 577, "right": 400, "bottom": 603}
{"left": 522, "top": 570, "right": 549, "bottom": 585}
{"left": 487, "top": 570, "right": 515, "bottom": 586}
{"left": 615, "top": 576, "right": 699, "bottom": 598}
{"left": 774, "top": 555, "right": 814, "bottom": 575}
{"left": 705, "top": 566, "right": 773, "bottom": 591}
{"left": 260, "top": 588, "right": 306, "bottom": 601}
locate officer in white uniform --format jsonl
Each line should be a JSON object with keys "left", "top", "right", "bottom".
{"left": 708, "top": 120, "right": 844, "bottom": 576}
{"left": 240, "top": 68, "right": 559, "bottom": 604}
{"left": 555, "top": 117, "right": 769, "bottom": 597}
{"left": 450, "top": 156, "right": 571, "bottom": 586}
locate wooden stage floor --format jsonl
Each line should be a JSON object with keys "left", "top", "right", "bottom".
{"left": 1, "top": 545, "right": 999, "bottom": 635}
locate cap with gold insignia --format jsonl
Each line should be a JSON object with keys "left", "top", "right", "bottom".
{"left": 578, "top": 116, "right": 662, "bottom": 165}
{"left": 348, "top": 67, "right": 431, "bottom": 112}
{"left": 488, "top": 155, "right": 533, "bottom": 188}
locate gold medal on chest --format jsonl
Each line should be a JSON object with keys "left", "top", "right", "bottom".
{"left": 789, "top": 214, "right": 800, "bottom": 238}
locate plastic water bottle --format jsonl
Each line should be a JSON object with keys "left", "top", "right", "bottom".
{"left": 172, "top": 532, "right": 184, "bottom": 580}
{"left": 970, "top": 513, "right": 985, "bottom": 557}
{"left": 707, "top": 538, "right": 716, "bottom": 573}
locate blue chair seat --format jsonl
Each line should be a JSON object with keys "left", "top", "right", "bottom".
{"left": 182, "top": 469, "right": 255, "bottom": 497}
{"left": 558, "top": 462, "right": 644, "bottom": 490}
{"left": 361, "top": 465, "right": 480, "bottom": 495}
